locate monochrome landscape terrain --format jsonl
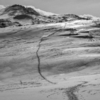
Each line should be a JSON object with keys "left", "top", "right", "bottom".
{"left": 0, "top": 4, "right": 100, "bottom": 100}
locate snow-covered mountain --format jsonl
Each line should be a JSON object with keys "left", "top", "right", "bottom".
{"left": 0, "top": 4, "right": 57, "bottom": 16}
{"left": 26, "top": 6, "right": 57, "bottom": 16}
{"left": 0, "top": 4, "right": 100, "bottom": 28}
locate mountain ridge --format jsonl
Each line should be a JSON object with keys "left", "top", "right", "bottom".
{"left": 0, "top": 4, "right": 100, "bottom": 28}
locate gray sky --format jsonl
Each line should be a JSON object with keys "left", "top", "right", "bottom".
{"left": 0, "top": 0, "right": 100, "bottom": 16}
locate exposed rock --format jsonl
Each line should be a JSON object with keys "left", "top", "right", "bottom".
{"left": 13, "top": 14, "right": 33, "bottom": 20}
{"left": 0, "top": 4, "right": 100, "bottom": 27}
{"left": 3, "top": 4, "right": 40, "bottom": 16}
{"left": 0, "top": 19, "right": 13, "bottom": 28}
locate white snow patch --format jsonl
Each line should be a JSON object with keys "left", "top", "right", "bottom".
{"left": 0, "top": 5, "right": 5, "bottom": 9}
{"left": 25, "top": 5, "right": 58, "bottom": 16}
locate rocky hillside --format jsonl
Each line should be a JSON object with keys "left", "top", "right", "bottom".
{"left": 0, "top": 4, "right": 100, "bottom": 27}
{"left": 3, "top": 4, "right": 40, "bottom": 16}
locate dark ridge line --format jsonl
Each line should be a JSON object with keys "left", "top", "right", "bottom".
{"left": 36, "top": 30, "right": 58, "bottom": 84}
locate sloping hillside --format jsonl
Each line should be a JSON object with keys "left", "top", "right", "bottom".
{"left": 0, "top": 4, "right": 100, "bottom": 100}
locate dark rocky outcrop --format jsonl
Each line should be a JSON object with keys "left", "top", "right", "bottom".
{"left": 13, "top": 14, "right": 33, "bottom": 20}
{"left": 3, "top": 4, "right": 40, "bottom": 16}
{"left": 0, "top": 19, "right": 13, "bottom": 28}
{"left": 0, "top": 19, "right": 22, "bottom": 28}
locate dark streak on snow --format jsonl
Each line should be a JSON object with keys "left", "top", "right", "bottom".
{"left": 36, "top": 30, "right": 58, "bottom": 84}
{"left": 65, "top": 82, "right": 87, "bottom": 100}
